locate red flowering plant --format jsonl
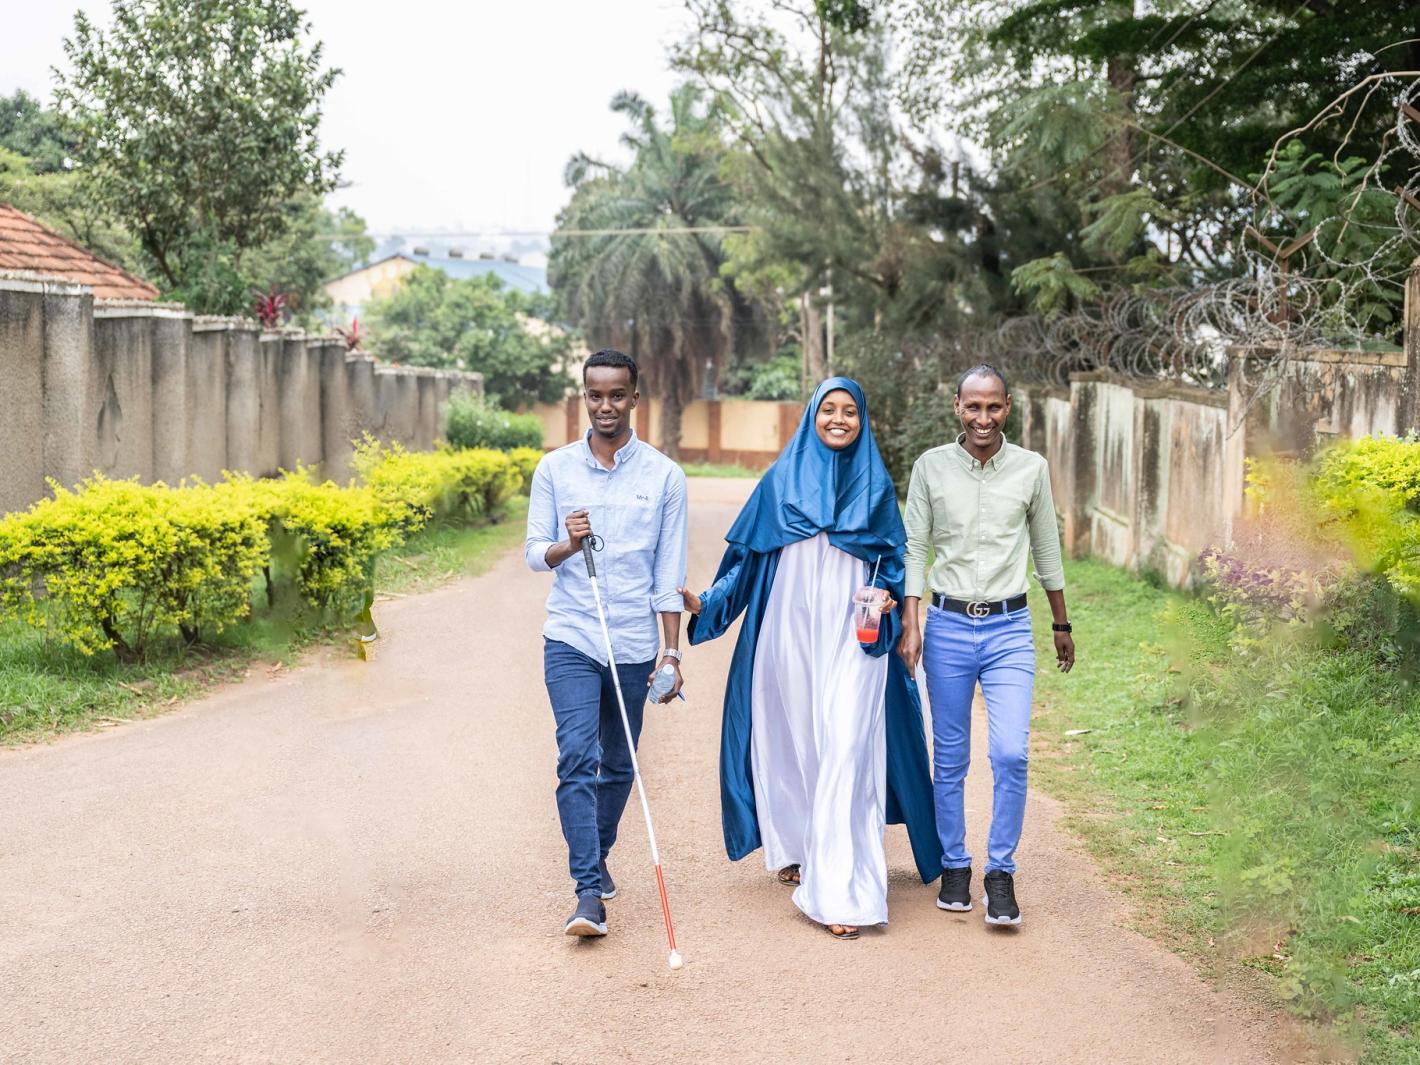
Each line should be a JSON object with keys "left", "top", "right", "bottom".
{"left": 253, "top": 287, "right": 292, "bottom": 329}
{"left": 335, "top": 316, "right": 363, "bottom": 351}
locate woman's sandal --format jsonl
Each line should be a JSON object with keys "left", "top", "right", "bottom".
{"left": 826, "top": 924, "right": 860, "bottom": 940}
{"left": 776, "top": 865, "right": 801, "bottom": 885}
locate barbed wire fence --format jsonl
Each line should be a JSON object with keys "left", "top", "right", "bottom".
{"left": 949, "top": 75, "right": 1420, "bottom": 419}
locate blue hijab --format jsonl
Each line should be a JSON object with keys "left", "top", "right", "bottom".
{"left": 725, "top": 377, "right": 904, "bottom": 562}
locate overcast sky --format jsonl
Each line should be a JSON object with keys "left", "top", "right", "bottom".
{"left": 1, "top": 1, "right": 689, "bottom": 237}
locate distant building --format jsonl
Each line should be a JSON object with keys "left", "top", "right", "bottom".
{"left": 323, "top": 249, "right": 549, "bottom": 323}
{"left": 0, "top": 204, "right": 158, "bottom": 300}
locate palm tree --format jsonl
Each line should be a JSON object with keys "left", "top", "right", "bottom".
{"left": 549, "top": 86, "right": 750, "bottom": 458}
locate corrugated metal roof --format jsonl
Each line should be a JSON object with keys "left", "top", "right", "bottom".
{"left": 407, "top": 254, "right": 548, "bottom": 295}
{"left": 0, "top": 204, "right": 159, "bottom": 300}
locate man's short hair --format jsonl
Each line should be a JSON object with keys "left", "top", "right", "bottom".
{"left": 583, "top": 349, "right": 638, "bottom": 388}
{"left": 955, "top": 363, "right": 1009, "bottom": 397}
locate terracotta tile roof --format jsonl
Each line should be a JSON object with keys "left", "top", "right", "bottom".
{"left": 0, "top": 203, "right": 159, "bottom": 300}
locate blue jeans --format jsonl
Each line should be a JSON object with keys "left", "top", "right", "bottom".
{"left": 922, "top": 605, "right": 1036, "bottom": 875}
{"left": 543, "top": 639, "right": 653, "bottom": 897}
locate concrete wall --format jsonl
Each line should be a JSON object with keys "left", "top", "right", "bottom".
{"left": 0, "top": 275, "right": 483, "bottom": 516}
{"left": 532, "top": 396, "right": 801, "bottom": 468}
{"left": 0, "top": 277, "right": 49, "bottom": 515}
{"left": 1017, "top": 341, "right": 1410, "bottom": 587}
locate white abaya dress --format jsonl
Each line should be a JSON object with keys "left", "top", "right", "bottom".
{"left": 750, "top": 532, "right": 889, "bottom": 927}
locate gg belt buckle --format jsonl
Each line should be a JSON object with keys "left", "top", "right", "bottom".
{"left": 966, "top": 600, "right": 991, "bottom": 619}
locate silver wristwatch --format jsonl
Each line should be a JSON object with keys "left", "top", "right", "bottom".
{"left": 658, "top": 648, "right": 683, "bottom": 662}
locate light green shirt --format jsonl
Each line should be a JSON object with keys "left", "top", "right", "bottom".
{"left": 903, "top": 435, "right": 1065, "bottom": 602}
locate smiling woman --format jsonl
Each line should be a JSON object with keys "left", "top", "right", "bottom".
{"left": 814, "top": 388, "right": 862, "bottom": 450}
{"left": 682, "top": 376, "right": 942, "bottom": 942}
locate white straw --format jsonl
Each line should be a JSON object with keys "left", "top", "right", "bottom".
{"left": 870, "top": 555, "right": 881, "bottom": 588}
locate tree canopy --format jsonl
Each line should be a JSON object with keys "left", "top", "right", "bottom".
{"left": 549, "top": 84, "right": 762, "bottom": 456}
{"left": 54, "top": 0, "right": 344, "bottom": 314}
{"left": 363, "top": 266, "right": 571, "bottom": 408}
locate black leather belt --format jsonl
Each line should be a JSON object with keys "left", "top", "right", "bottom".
{"left": 932, "top": 592, "right": 1028, "bottom": 618}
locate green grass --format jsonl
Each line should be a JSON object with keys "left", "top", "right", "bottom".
{"left": 679, "top": 462, "right": 763, "bottom": 479}
{"left": 1032, "top": 559, "right": 1419, "bottom": 1063}
{"left": 0, "top": 497, "right": 529, "bottom": 744}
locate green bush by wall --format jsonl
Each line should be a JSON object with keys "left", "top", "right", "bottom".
{"left": 0, "top": 443, "right": 540, "bottom": 662}
{"left": 443, "top": 392, "right": 545, "bottom": 451}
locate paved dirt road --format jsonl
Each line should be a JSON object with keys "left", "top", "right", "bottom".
{"left": 2, "top": 478, "right": 1288, "bottom": 1064}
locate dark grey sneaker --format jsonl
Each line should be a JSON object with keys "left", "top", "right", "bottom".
{"left": 599, "top": 859, "right": 617, "bottom": 901}
{"left": 982, "top": 870, "right": 1021, "bottom": 926}
{"left": 937, "top": 867, "right": 972, "bottom": 912}
{"left": 564, "top": 894, "right": 608, "bottom": 937}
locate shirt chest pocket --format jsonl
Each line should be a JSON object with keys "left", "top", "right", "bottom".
{"left": 568, "top": 493, "right": 662, "bottom": 546}
{"left": 982, "top": 480, "right": 1033, "bottom": 542}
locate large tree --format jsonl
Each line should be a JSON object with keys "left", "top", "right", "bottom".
{"left": 363, "top": 266, "right": 570, "bottom": 408}
{"left": 242, "top": 194, "right": 374, "bottom": 323}
{"left": 54, "top": 0, "right": 343, "bottom": 313}
{"left": 549, "top": 85, "right": 757, "bottom": 458}
{"left": 0, "top": 90, "right": 78, "bottom": 174}
{"left": 890, "top": 0, "right": 1420, "bottom": 328}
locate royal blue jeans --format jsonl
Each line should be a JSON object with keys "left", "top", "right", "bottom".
{"left": 543, "top": 638, "right": 653, "bottom": 897}
{"left": 922, "top": 604, "right": 1037, "bottom": 875}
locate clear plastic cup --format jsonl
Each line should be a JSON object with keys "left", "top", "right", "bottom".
{"left": 852, "top": 586, "right": 889, "bottom": 643}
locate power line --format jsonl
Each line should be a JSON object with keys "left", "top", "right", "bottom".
{"left": 357, "top": 226, "right": 759, "bottom": 239}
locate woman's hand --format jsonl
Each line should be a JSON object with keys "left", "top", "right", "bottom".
{"left": 679, "top": 586, "right": 702, "bottom": 616}
{"left": 880, "top": 595, "right": 897, "bottom": 614}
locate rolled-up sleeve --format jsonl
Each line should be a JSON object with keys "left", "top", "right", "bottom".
{"left": 651, "top": 468, "right": 688, "bottom": 612}
{"left": 1028, "top": 460, "right": 1065, "bottom": 591}
{"left": 523, "top": 459, "right": 558, "bottom": 572}
{"left": 903, "top": 459, "right": 933, "bottom": 600}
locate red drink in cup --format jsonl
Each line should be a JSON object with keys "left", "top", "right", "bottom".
{"left": 853, "top": 587, "right": 889, "bottom": 643}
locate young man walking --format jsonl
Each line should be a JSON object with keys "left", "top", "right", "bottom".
{"left": 898, "top": 364, "right": 1075, "bottom": 927}
{"left": 524, "top": 349, "right": 688, "bottom": 938}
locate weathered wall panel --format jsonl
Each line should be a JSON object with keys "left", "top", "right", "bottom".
{"left": 0, "top": 278, "right": 483, "bottom": 515}
{"left": 0, "top": 279, "right": 47, "bottom": 513}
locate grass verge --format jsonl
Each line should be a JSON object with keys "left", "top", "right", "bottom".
{"left": 0, "top": 497, "right": 529, "bottom": 744}
{"left": 680, "top": 462, "right": 762, "bottom": 479}
{"left": 1032, "top": 559, "right": 1419, "bottom": 1064}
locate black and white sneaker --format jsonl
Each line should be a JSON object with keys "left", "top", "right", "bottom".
{"left": 936, "top": 867, "right": 972, "bottom": 912}
{"left": 982, "top": 870, "right": 1021, "bottom": 926}
{"left": 564, "top": 894, "right": 608, "bottom": 937}
{"left": 599, "top": 859, "right": 617, "bottom": 901}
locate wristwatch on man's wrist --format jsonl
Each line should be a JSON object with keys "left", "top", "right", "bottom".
{"left": 659, "top": 647, "right": 684, "bottom": 662}
{"left": 1051, "top": 622, "right": 1073, "bottom": 633}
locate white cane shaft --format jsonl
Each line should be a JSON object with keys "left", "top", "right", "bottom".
{"left": 587, "top": 575, "right": 663, "bottom": 866}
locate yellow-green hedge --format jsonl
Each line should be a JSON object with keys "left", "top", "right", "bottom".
{"left": 0, "top": 478, "right": 268, "bottom": 660}
{"left": 353, "top": 437, "right": 529, "bottom": 533}
{"left": 1313, "top": 434, "right": 1420, "bottom": 597}
{"left": 0, "top": 444, "right": 538, "bottom": 660}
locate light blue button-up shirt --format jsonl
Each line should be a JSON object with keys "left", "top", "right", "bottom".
{"left": 524, "top": 430, "right": 688, "bottom": 666}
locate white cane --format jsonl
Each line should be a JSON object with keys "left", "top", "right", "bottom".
{"left": 580, "top": 536, "right": 683, "bottom": 970}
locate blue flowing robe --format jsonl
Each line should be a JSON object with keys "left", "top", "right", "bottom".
{"left": 689, "top": 540, "right": 943, "bottom": 884}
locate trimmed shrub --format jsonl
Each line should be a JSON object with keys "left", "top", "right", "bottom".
{"left": 0, "top": 477, "right": 267, "bottom": 660}
{"left": 1313, "top": 434, "right": 1420, "bottom": 597}
{"left": 353, "top": 438, "right": 537, "bottom": 530}
{"left": 507, "top": 446, "right": 542, "bottom": 488}
{"left": 0, "top": 438, "right": 541, "bottom": 660}
{"left": 443, "top": 392, "right": 544, "bottom": 451}
{"left": 224, "top": 472, "right": 404, "bottom": 619}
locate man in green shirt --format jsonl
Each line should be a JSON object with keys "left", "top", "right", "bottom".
{"left": 899, "top": 364, "right": 1076, "bottom": 927}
